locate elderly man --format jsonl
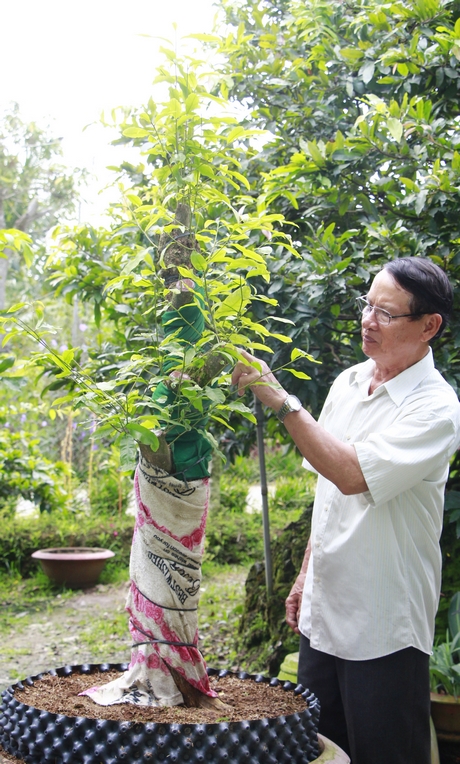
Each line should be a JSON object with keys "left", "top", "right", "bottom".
{"left": 232, "top": 257, "right": 460, "bottom": 764}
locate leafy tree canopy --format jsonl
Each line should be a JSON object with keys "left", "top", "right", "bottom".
{"left": 0, "top": 104, "right": 81, "bottom": 310}
{"left": 209, "top": 0, "right": 460, "bottom": 422}
{"left": 4, "top": 0, "right": 460, "bottom": 466}
{"left": 1, "top": 53, "right": 312, "bottom": 466}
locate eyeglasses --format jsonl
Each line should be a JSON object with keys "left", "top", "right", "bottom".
{"left": 355, "top": 296, "right": 422, "bottom": 326}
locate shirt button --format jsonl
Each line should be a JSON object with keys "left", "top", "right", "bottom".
{"left": 314, "top": 577, "right": 320, "bottom": 584}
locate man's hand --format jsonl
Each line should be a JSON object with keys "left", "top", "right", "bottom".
{"left": 285, "top": 541, "right": 311, "bottom": 634}
{"left": 285, "top": 574, "right": 306, "bottom": 634}
{"left": 231, "top": 349, "right": 285, "bottom": 409}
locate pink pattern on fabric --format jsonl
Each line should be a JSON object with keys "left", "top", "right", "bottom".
{"left": 128, "top": 585, "right": 202, "bottom": 665}
{"left": 127, "top": 609, "right": 215, "bottom": 696}
{"left": 147, "top": 652, "right": 162, "bottom": 670}
{"left": 129, "top": 647, "right": 165, "bottom": 672}
{"left": 134, "top": 470, "right": 209, "bottom": 551}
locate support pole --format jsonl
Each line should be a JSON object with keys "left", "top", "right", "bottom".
{"left": 255, "top": 396, "right": 273, "bottom": 597}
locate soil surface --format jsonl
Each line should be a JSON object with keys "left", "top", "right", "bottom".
{"left": 12, "top": 669, "right": 306, "bottom": 724}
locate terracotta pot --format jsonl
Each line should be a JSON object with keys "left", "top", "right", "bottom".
{"left": 31, "top": 547, "right": 115, "bottom": 589}
{"left": 430, "top": 691, "right": 460, "bottom": 742}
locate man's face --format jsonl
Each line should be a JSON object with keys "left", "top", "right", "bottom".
{"left": 361, "top": 269, "right": 428, "bottom": 370}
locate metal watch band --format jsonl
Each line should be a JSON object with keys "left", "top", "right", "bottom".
{"left": 276, "top": 394, "right": 302, "bottom": 423}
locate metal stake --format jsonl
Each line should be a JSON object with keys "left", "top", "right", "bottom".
{"left": 255, "top": 396, "right": 273, "bottom": 597}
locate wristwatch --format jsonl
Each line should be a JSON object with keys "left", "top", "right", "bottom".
{"left": 276, "top": 394, "right": 302, "bottom": 423}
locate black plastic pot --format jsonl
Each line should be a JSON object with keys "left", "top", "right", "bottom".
{"left": 0, "top": 663, "right": 320, "bottom": 764}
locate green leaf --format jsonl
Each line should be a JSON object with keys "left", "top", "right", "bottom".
{"left": 449, "top": 593, "right": 460, "bottom": 639}
{"left": 198, "top": 164, "right": 216, "bottom": 179}
{"left": 94, "top": 302, "right": 101, "bottom": 328}
{"left": 286, "top": 369, "right": 311, "bottom": 380}
{"left": 204, "top": 386, "right": 226, "bottom": 404}
{"left": 270, "top": 332, "right": 292, "bottom": 343}
{"left": 306, "top": 140, "right": 325, "bottom": 167}
{"left": 225, "top": 400, "right": 257, "bottom": 422}
{"left": 185, "top": 93, "right": 200, "bottom": 112}
{"left": 121, "top": 249, "right": 148, "bottom": 275}
{"left": 0, "top": 355, "right": 15, "bottom": 374}
{"left": 126, "top": 423, "right": 160, "bottom": 448}
{"left": 415, "top": 190, "right": 428, "bottom": 215}
{"left": 21, "top": 242, "right": 34, "bottom": 268}
{"left": 1, "top": 331, "right": 19, "bottom": 346}
{"left": 188, "top": 33, "right": 223, "bottom": 42}
{"left": 400, "top": 177, "right": 420, "bottom": 192}
{"left": 122, "top": 127, "right": 150, "bottom": 138}
{"left": 6, "top": 302, "right": 27, "bottom": 313}
{"left": 280, "top": 189, "right": 298, "bottom": 209}
{"left": 126, "top": 193, "right": 142, "bottom": 207}
{"left": 214, "top": 285, "right": 252, "bottom": 318}
{"left": 190, "top": 252, "right": 207, "bottom": 271}
{"left": 119, "top": 434, "right": 139, "bottom": 471}
{"left": 360, "top": 61, "right": 375, "bottom": 84}
{"left": 230, "top": 171, "right": 251, "bottom": 190}
{"left": 387, "top": 118, "right": 403, "bottom": 143}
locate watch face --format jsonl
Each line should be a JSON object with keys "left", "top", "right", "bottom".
{"left": 286, "top": 395, "right": 302, "bottom": 411}
{"left": 277, "top": 395, "right": 302, "bottom": 422}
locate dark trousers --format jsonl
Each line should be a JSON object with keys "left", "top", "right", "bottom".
{"left": 298, "top": 634, "right": 431, "bottom": 764}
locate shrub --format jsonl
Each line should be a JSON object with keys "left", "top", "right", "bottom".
{"left": 0, "top": 512, "right": 134, "bottom": 577}
{"left": 0, "top": 425, "right": 70, "bottom": 515}
{"left": 205, "top": 447, "right": 315, "bottom": 565}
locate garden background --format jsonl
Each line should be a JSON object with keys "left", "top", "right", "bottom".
{"left": 2, "top": 0, "right": 460, "bottom": 697}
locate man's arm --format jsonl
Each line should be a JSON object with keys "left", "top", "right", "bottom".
{"left": 286, "top": 539, "right": 311, "bottom": 634}
{"left": 231, "top": 350, "right": 368, "bottom": 495}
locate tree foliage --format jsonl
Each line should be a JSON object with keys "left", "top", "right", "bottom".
{"left": 210, "top": 0, "right": 460, "bottom": 419}
{"left": 0, "top": 105, "right": 79, "bottom": 310}
{"left": 4, "top": 0, "right": 460, "bottom": 469}
{"left": 1, "top": 52, "right": 314, "bottom": 466}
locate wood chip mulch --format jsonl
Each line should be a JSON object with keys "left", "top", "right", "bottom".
{"left": 11, "top": 669, "right": 307, "bottom": 725}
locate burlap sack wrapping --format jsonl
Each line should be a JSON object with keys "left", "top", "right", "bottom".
{"left": 82, "top": 455, "right": 217, "bottom": 706}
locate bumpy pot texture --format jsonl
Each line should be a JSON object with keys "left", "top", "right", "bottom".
{"left": 0, "top": 664, "right": 321, "bottom": 764}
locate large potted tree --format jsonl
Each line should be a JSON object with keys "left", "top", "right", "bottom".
{"left": 0, "top": 41, "right": 333, "bottom": 764}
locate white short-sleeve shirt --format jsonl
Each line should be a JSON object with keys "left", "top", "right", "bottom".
{"left": 299, "top": 349, "right": 460, "bottom": 660}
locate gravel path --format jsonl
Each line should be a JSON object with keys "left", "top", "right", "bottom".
{"left": 0, "top": 582, "right": 132, "bottom": 692}
{"left": 0, "top": 566, "right": 247, "bottom": 692}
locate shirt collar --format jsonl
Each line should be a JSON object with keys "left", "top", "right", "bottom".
{"left": 350, "top": 348, "right": 435, "bottom": 406}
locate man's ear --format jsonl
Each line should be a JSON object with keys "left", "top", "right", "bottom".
{"left": 421, "top": 313, "right": 443, "bottom": 342}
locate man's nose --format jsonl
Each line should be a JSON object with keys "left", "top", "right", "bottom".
{"left": 362, "top": 307, "right": 379, "bottom": 327}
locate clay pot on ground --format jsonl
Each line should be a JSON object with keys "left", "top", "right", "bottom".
{"left": 31, "top": 547, "right": 115, "bottom": 589}
{"left": 430, "top": 691, "right": 460, "bottom": 742}
{"left": 0, "top": 664, "right": 351, "bottom": 764}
